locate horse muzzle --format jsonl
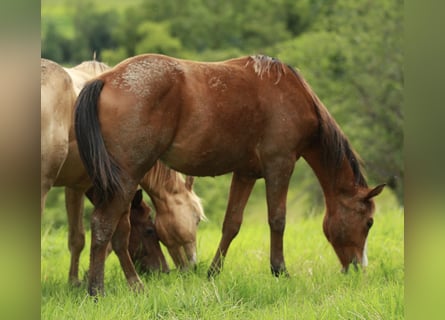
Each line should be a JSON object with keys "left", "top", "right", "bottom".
{"left": 341, "top": 240, "right": 368, "bottom": 273}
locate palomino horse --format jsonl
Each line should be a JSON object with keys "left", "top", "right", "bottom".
{"left": 74, "top": 54, "right": 385, "bottom": 295}
{"left": 41, "top": 58, "right": 205, "bottom": 285}
{"left": 41, "top": 58, "right": 76, "bottom": 213}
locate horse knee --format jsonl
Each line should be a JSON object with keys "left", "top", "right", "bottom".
{"left": 68, "top": 230, "right": 85, "bottom": 253}
{"left": 222, "top": 221, "right": 241, "bottom": 239}
{"left": 269, "top": 215, "right": 286, "bottom": 233}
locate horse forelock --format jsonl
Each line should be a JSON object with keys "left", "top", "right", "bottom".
{"left": 245, "top": 55, "right": 287, "bottom": 84}
{"left": 288, "top": 65, "right": 367, "bottom": 187}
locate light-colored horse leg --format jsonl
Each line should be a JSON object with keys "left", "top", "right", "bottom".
{"left": 207, "top": 173, "right": 256, "bottom": 278}
{"left": 65, "top": 187, "right": 86, "bottom": 286}
{"left": 41, "top": 153, "right": 66, "bottom": 214}
{"left": 41, "top": 184, "right": 50, "bottom": 215}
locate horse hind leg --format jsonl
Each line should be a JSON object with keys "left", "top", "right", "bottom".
{"left": 65, "top": 187, "right": 86, "bottom": 286}
{"left": 88, "top": 187, "right": 140, "bottom": 296}
{"left": 207, "top": 173, "right": 256, "bottom": 278}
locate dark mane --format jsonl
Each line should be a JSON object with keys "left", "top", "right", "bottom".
{"left": 285, "top": 63, "right": 368, "bottom": 187}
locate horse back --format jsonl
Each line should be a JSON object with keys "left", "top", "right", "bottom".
{"left": 93, "top": 54, "right": 319, "bottom": 177}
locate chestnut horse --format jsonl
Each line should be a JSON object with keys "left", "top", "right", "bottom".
{"left": 41, "top": 58, "right": 204, "bottom": 285}
{"left": 74, "top": 53, "right": 385, "bottom": 295}
{"left": 60, "top": 59, "right": 205, "bottom": 274}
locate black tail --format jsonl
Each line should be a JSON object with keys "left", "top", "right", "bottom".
{"left": 74, "top": 79, "right": 123, "bottom": 205}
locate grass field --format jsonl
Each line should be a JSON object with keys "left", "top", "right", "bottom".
{"left": 41, "top": 201, "right": 404, "bottom": 319}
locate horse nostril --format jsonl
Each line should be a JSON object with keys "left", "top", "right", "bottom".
{"left": 366, "top": 218, "right": 374, "bottom": 229}
{"left": 145, "top": 228, "right": 155, "bottom": 236}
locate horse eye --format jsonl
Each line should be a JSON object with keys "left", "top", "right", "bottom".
{"left": 366, "top": 218, "right": 374, "bottom": 229}
{"left": 145, "top": 228, "right": 155, "bottom": 236}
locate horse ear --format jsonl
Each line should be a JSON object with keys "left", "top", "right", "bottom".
{"left": 365, "top": 184, "right": 385, "bottom": 201}
{"left": 185, "top": 176, "right": 194, "bottom": 191}
{"left": 132, "top": 189, "right": 143, "bottom": 207}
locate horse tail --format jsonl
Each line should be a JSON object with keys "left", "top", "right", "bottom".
{"left": 74, "top": 79, "right": 123, "bottom": 205}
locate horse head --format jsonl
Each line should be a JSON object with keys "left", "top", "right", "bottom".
{"left": 322, "top": 184, "right": 385, "bottom": 272}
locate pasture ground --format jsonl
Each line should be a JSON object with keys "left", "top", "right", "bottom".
{"left": 41, "top": 200, "right": 403, "bottom": 319}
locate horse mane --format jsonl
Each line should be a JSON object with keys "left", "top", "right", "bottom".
{"left": 144, "top": 161, "right": 184, "bottom": 193}
{"left": 285, "top": 64, "right": 368, "bottom": 187}
{"left": 142, "top": 162, "right": 206, "bottom": 221}
{"left": 245, "top": 55, "right": 287, "bottom": 84}
{"left": 72, "top": 60, "right": 111, "bottom": 77}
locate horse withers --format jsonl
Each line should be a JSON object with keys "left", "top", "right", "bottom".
{"left": 74, "top": 53, "right": 385, "bottom": 295}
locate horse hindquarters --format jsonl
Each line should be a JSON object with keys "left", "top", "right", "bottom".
{"left": 75, "top": 79, "right": 142, "bottom": 295}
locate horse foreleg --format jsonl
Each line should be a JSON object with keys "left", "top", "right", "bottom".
{"left": 65, "top": 187, "right": 85, "bottom": 286}
{"left": 264, "top": 161, "right": 294, "bottom": 277}
{"left": 207, "top": 173, "right": 255, "bottom": 278}
{"left": 112, "top": 211, "right": 144, "bottom": 292}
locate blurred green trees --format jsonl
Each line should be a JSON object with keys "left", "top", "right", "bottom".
{"left": 41, "top": 0, "right": 403, "bottom": 217}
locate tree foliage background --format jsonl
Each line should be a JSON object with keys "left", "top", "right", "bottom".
{"left": 42, "top": 0, "right": 403, "bottom": 219}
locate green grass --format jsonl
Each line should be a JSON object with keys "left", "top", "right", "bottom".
{"left": 41, "top": 205, "right": 404, "bottom": 319}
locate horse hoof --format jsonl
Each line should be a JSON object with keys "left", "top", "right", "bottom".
{"left": 207, "top": 267, "right": 220, "bottom": 280}
{"left": 88, "top": 286, "right": 105, "bottom": 297}
{"left": 270, "top": 266, "right": 289, "bottom": 278}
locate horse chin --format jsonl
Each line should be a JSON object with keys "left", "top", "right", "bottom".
{"left": 341, "top": 251, "right": 367, "bottom": 273}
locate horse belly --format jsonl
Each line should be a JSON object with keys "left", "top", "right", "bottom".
{"left": 53, "top": 141, "right": 91, "bottom": 189}
{"left": 161, "top": 136, "right": 261, "bottom": 177}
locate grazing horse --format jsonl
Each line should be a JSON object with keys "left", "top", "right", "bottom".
{"left": 128, "top": 189, "right": 169, "bottom": 273}
{"left": 41, "top": 58, "right": 205, "bottom": 286}
{"left": 74, "top": 53, "right": 385, "bottom": 295}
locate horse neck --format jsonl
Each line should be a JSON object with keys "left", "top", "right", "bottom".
{"left": 302, "top": 143, "right": 359, "bottom": 208}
